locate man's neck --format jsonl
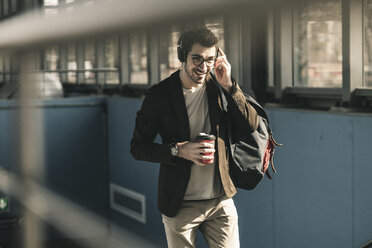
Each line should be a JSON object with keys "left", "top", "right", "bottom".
{"left": 180, "top": 69, "right": 197, "bottom": 89}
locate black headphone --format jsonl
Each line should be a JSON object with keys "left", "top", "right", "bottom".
{"left": 177, "top": 34, "right": 187, "bottom": 62}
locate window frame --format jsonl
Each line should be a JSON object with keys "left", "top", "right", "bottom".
{"left": 128, "top": 30, "right": 150, "bottom": 85}
{"left": 103, "top": 35, "right": 120, "bottom": 86}
{"left": 360, "top": 0, "right": 372, "bottom": 101}
{"left": 28, "top": 15, "right": 227, "bottom": 96}
{"left": 269, "top": 0, "right": 371, "bottom": 108}
{"left": 0, "top": 0, "right": 20, "bottom": 19}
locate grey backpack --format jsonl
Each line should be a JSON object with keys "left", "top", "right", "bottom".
{"left": 216, "top": 81, "right": 282, "bottom": 190}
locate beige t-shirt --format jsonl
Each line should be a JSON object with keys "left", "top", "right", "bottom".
{"left": 182, "top": 83, "right": 223, "bottom": 200}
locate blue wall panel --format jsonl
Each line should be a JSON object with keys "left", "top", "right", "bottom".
{"left": 107, "top": 97, "right": 167, "bottom": 247}
{"left": 0, "top": 102, "right": 23, "bottom": 223}
{"left": 234, "top": 183, "right": 274, "bottom": 248}
{"left": 271, "top": 110, "right": 353, "bottom": 248}
{"left": 0, "top": 103, "right": 9, "bottom": 169}
{"left": 353, "top": 116, "right": 372, "bottom": 247}
{"left": 0, "top": 101, "right": 19, "bottom": 171}
{"left": 42, "top": 98, "right": 108, "bottom": 214}
{"left": 0, "top": 97, "right": 109, "bottom": 242}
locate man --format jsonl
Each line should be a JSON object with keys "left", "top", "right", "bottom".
{"left": 130, "top": 27, "right": 258, "bottom": 247}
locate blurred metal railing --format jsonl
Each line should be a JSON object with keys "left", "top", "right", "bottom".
{"left": 361, "top": 240, "right": 372, "bottom": 248}
{"left": 0, "top": 0, "right": 249, "bottom": 49}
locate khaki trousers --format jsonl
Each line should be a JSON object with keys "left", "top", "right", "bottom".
{"left": 162, "top": 194, "right": 239, "bottom": 248}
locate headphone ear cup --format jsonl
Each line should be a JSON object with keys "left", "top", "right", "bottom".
{"left": 177, "top": 46, "right": 186, "bottom": 62}
{"left": 177, "top": 45, "right": 183, "bottom": 62}
{"left": 177, "top": 34, "right": 187, "bottom": 62}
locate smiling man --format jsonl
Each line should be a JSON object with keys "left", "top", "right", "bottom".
{"left": 130, "top": 28, "right": 258, "bottom": 248}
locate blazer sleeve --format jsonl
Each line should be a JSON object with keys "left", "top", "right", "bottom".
{"left": 130, "top": 89, "right": 174, "bottom": 164}
{"left": 225, "top": 81, "right": 259, "bottom": 133}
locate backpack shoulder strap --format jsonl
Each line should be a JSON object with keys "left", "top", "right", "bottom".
{"left": 244, "top": 93, "right": 269, "bottom": 123}
{"left": 210, "top": 71, "right": 269, "bottom": 123}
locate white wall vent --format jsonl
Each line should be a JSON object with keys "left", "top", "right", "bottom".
{"left": 110, "top": 183, "right": 146, "bottom": 223}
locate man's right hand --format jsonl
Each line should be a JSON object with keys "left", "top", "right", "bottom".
{"left": 176, "top": 141, "right": 215, "bottom": 166}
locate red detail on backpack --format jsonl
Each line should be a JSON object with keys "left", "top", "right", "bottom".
{"left": 263, "top": 139, "right": 274, "bottom": 174}
{"left": 262, "top": 135, "right": 280, "bottom": 179}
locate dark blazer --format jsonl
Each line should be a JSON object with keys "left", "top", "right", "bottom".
{"left": 130, "top": 70, "right": 258, "bottom": 217}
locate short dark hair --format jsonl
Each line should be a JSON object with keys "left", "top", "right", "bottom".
{"left": 178, "top": 27, "right": 218, "bottom": 57}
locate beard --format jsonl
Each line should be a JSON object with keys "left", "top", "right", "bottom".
{"left": 185, "top": 64, "right": 210, "bottom": 85}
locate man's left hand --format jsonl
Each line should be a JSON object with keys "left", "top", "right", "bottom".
{"left": 214, "top": 47, "right": 233, "bottom": 92}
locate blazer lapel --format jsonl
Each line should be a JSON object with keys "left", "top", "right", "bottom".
{"left": 170, "top": 71, "right": 190, "bottom": 141}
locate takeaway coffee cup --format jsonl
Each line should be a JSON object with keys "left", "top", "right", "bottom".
{"left": 196, "top": 133, "right": 216, "bottom": 164}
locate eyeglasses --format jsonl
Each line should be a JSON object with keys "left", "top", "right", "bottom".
{"left": 191, "top": 55, "right": 216, "bottom": 67}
